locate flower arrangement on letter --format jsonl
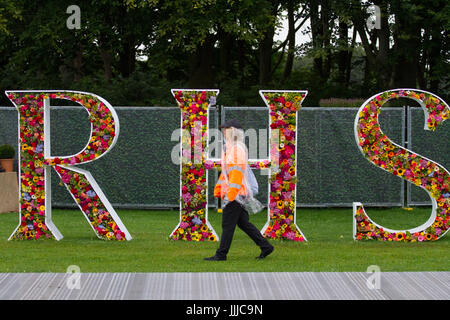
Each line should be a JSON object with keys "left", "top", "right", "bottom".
{"left": 54, "top": 166, "right": 126, "bottom": 240}
{"left": 170, "top": 90, "right": 218, "bottom": 241}
{"left": 262, "top": 91, "right": 307, "bottom": 242}
{"left": 6, "top": 91, "right": 126, "bottom": 240}
{"left": 355, "top": 89, "right": 449, "bottom": 242}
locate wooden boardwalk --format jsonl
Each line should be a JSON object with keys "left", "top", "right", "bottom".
{"left": 0, "top": 272, "right": 448, "bottom": 300}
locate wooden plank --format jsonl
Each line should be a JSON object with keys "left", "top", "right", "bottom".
{"left": 0, "top": 272, "right": 448, "bottom": 300}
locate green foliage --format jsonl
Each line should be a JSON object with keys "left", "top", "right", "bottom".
{"left": 0, "top": 0, "right": 448, "bottom": 106}
{"left": 0, "top": 0, "right": 22, "bottom": 35}
{"left": 0, "top": 144, "right": 15, "bottom": 158}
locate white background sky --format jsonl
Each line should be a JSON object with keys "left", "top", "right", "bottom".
{"left": 274, "top": 15, "right": 312, "bottom": 46}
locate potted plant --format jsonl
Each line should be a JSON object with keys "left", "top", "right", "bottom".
{"left": 0, "top": 144, "right": 15, "bottom": 172}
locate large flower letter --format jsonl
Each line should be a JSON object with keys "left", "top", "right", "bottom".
{"left": 170, "top": 89, "right": 308, "bottom": 242}
{"left": 170, "top": 89, "right": 220, "bottom": 241}
{"left": 259, "top": 91, "right": 308, "bottom": 242}
{"left": 354, "top": 89, "right": 449, "bottom": 242}
{"left": 6, "top": 90, "right": 132, "bottom": 241}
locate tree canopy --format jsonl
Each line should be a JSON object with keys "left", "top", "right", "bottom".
{"left": 0, "top": 0, "right": 448, "bottom": 106}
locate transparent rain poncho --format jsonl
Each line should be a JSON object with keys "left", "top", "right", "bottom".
{"left": 220, "top": 139, "right": 264, "bottom": 214}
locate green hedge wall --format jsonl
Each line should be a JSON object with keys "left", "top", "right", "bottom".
{"left": 0, "top": 105, "right": 448, "bottom": 208}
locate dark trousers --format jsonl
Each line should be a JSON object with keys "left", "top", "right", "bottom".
{"left": 216, "top": 200, "right": 272, "bottom": 258}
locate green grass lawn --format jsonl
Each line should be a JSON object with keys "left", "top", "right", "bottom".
{"left": 0, "top": 207, "right": 448, "bottom": 272}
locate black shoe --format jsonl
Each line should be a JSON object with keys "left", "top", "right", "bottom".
{"left": 256, "top": 245, "right": 274, "bottom": 259}
{"left": 204, "top": 255, "right": 226, "bottom": 261}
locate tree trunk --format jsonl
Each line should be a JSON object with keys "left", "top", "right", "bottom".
{"left": 374, "top": 0, "right": 391, "bottom": 89}
{"left": 119, "top": 34, "right": 136, "bottom": 78}
{"left": 321, "top": 0, "right": 332, "bottom": 81}
{"left": 337, "top": 19, "right": 349, "bottom": 84}
{"left": 428, "top": 26, "right": 442, "bottom": 92}
{"left": 73, "top": 45, "right": 83, "bottom": 82}
{"left": 282, "top": 0, "right": 296, "bottom": 82}
{"left": 188, "top": 35, "right": 216, "bottom": 88}
{"left": 218, "top": 26, "right": 234, "bottom": 80}
{"left": 309, "top": 0, "right": 323, "bottom": 78}
{"left": 99, "top": 47, "right": 113, "bottom": 83}
{"left": 391, "top": 2, "right": 421, "bottom": 88}
{"left": 258, "top": 26, "right": 275, "bottom": 85}
{"left": 346, "top": 27, "right": 357, "bottom": 86}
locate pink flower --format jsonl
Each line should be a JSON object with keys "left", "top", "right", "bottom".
{"left": 283, "top": 171, "right": 292, "bottom": 180}
{"left": 283, "top": 145, "right": 294, "bottom": 157}
{"left": 61, "top": 174, "right": 71, "bottom": 184}
{"left": 204, "top": 160, "right": 214, "bottom": 170}
{"left": 418, "top": 235, "right": 424, "bottom": 242}
{"left": 286, "top": 231, "right": 296, "bottom": 240}
{"left": 282, "top": 191, "right": 292, "bottom": 201}
{"left": 180, "top": 222, "right": 188, "bottom": 229}
{"left": 182, "top": 193, "right": 192, "bottom": 202}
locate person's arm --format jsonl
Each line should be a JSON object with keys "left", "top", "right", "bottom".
{"left": 214, "top": 173, "right": 225, "bottom": 198}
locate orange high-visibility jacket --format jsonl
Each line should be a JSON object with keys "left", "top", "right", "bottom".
{"left": 214, "top": 144, "right": 248, "bottom": 202}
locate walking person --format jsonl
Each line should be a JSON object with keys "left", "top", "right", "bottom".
{"left": 204, "top": 119, "right": 274, "bottom": 261}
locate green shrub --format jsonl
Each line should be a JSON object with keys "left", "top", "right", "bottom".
{"left": 0, "top": 144, "right": 15, "bottom": 159}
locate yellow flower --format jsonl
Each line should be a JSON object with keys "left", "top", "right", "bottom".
{"left": 395, "top": 232, "right": 404, "bottom": 241}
